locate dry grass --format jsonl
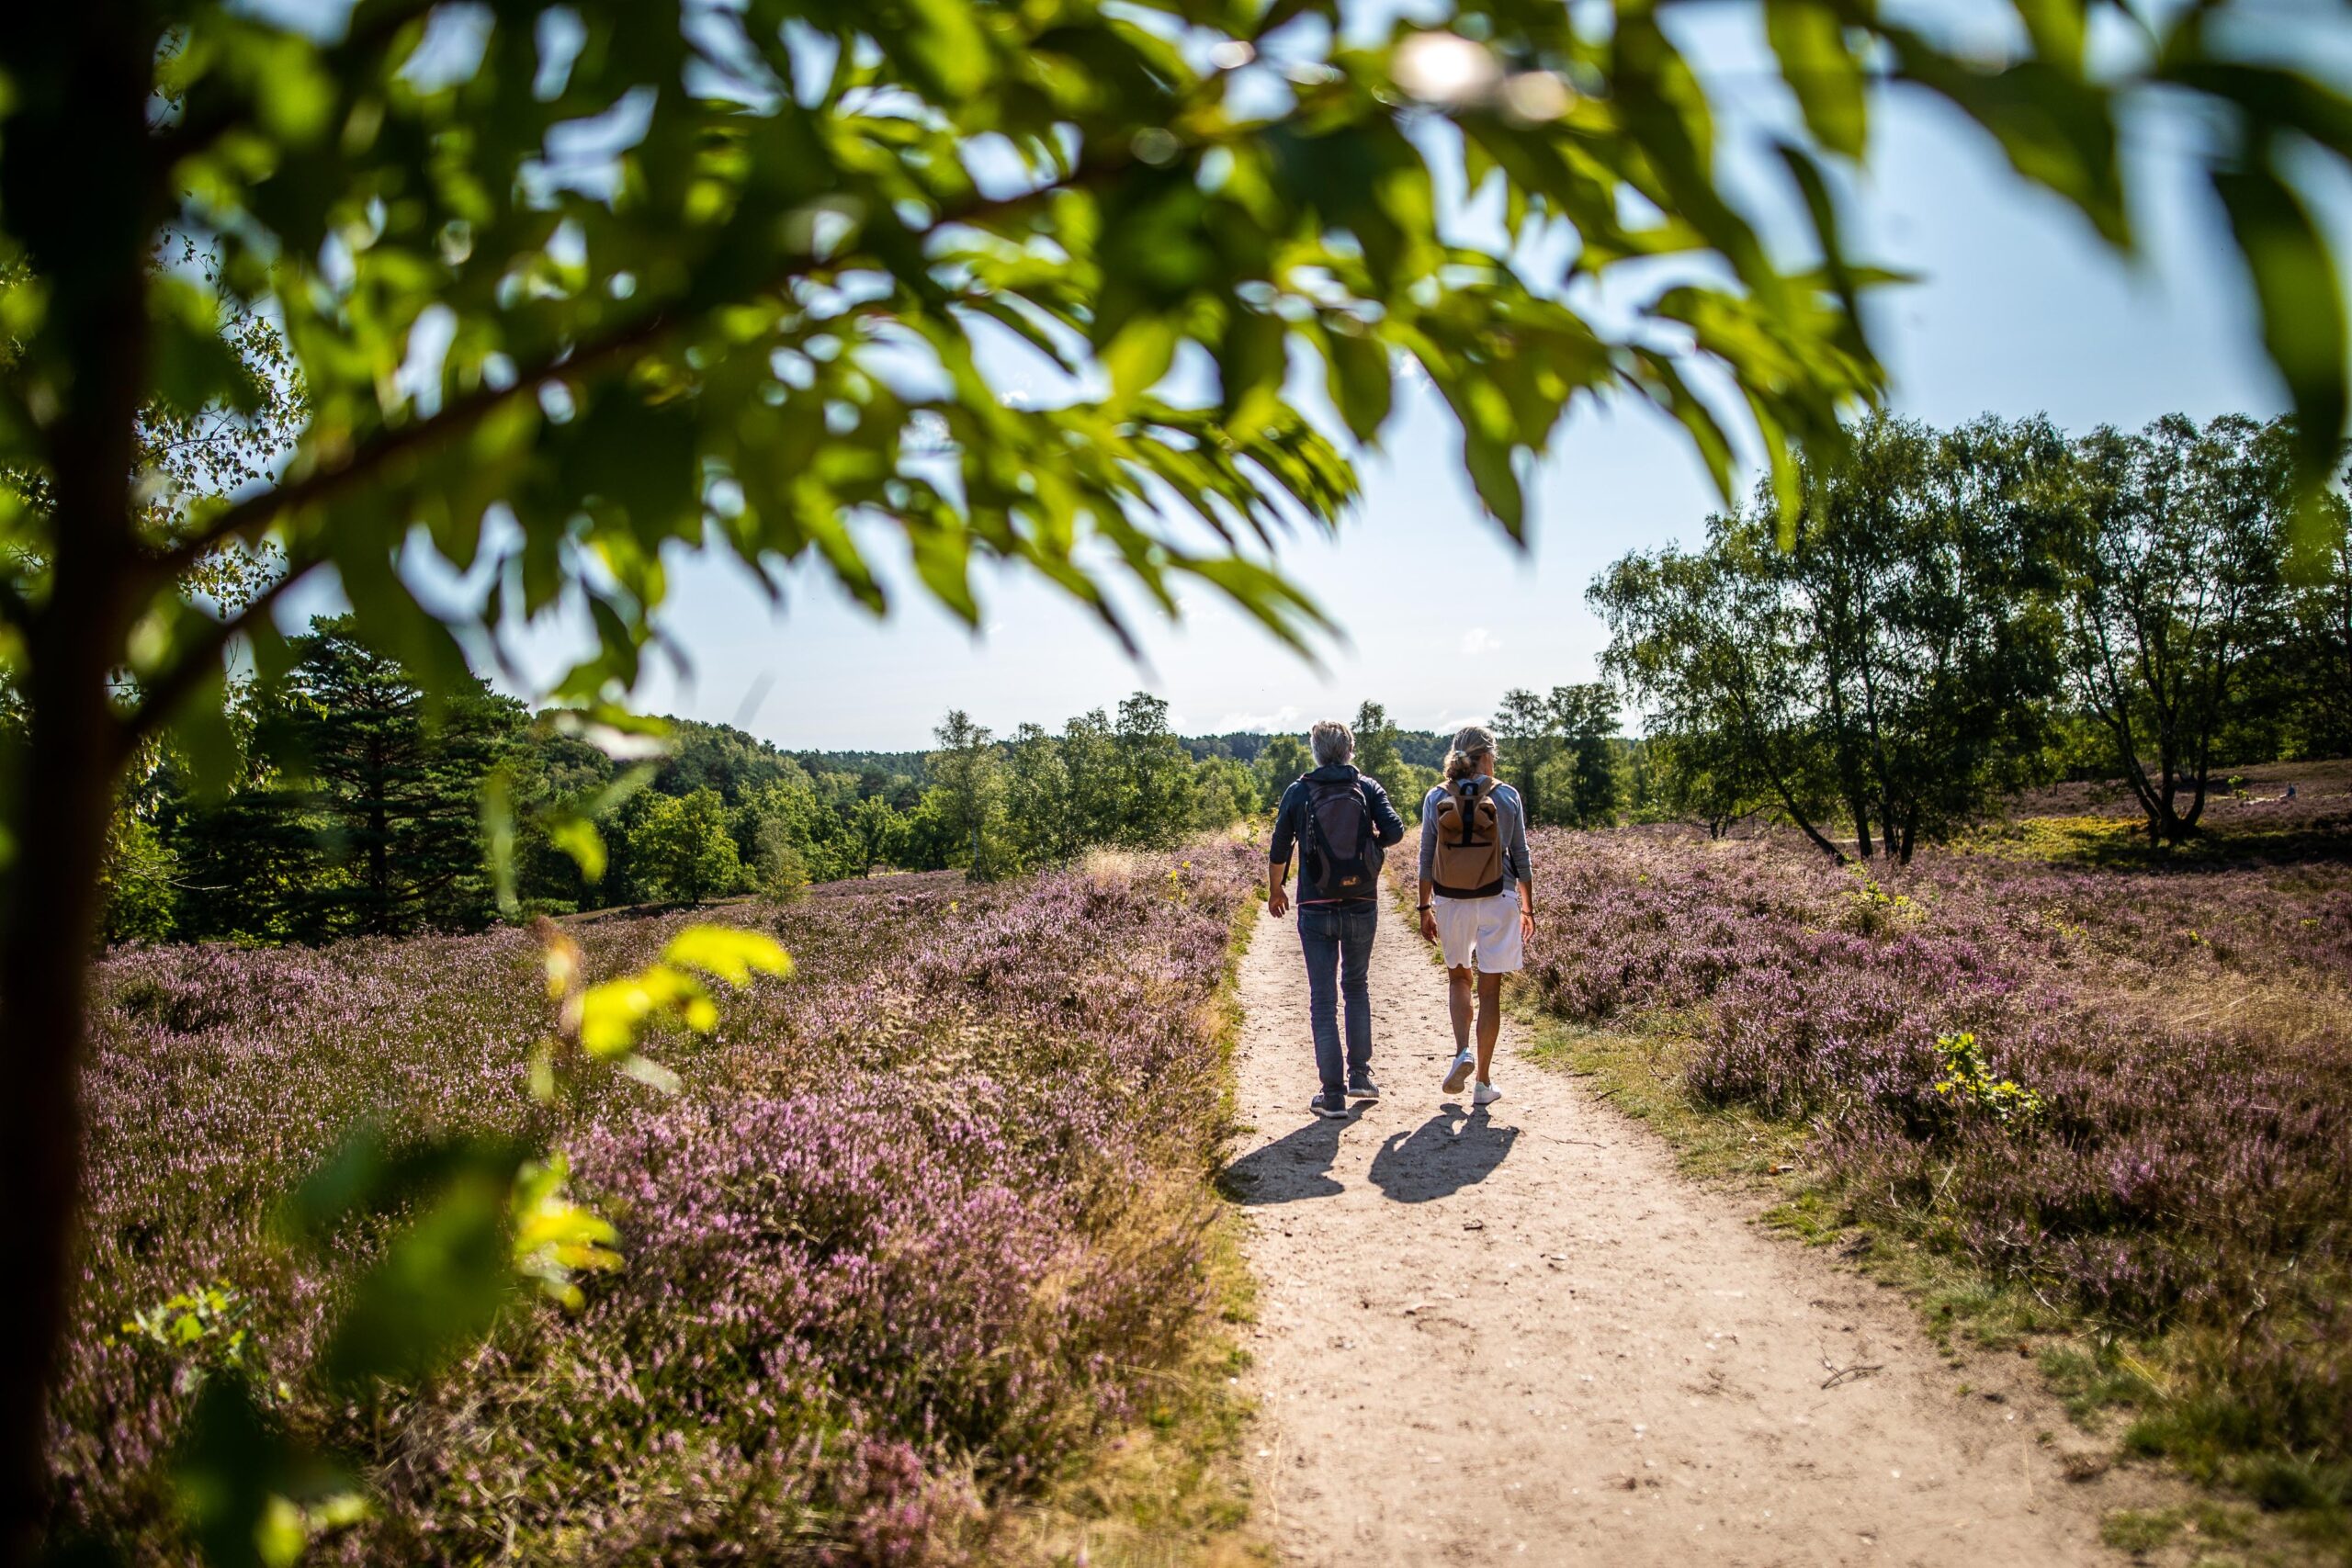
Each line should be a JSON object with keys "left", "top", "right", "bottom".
{"left": 1083, "top": 847, "right": 1141, "bottom": 891}
{"left": 996, "top": 879, "right": 1270, "bottom": 1568}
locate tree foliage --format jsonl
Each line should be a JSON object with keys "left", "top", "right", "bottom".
{"left": 1601, "top": 412, "right": 2351, "bottom": 858}
{"left": 2060, "top": 414, "right": 2319, "bottom": 843}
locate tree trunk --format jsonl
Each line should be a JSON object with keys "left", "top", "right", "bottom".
{"left": 1, "top": 4, "right": 155, "bottom": 1551}
{"left": 1769, "top": 775, "right": 1848, "bottom": 864}
{"left": 1, "top": 607, "right": 128, "bottom": 1560}
{"left": 1848, "top": 799, "right": 1874, "bottom": 860}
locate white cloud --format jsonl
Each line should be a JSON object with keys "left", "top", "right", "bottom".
{"left": 1214, "top": 705, "right": 1302, "bottom": 733}
{"left": 1460, "top": 627, "right": 1503, "bottom": 656}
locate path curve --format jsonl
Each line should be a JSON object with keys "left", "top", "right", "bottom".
{"left": 1226, "top": 902, "right": 2119, "bottom": 1567}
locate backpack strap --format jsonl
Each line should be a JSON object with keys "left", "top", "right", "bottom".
{"left": 1451, "top": 779, "right": 1479, "bottom": 847}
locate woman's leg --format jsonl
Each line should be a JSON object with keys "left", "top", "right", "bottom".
{"left": 1447, "top": 964, "right": 1476, "bottom": 1052}
{"left": 1474, "top": 970, "right": 1505, "bottom": 1082}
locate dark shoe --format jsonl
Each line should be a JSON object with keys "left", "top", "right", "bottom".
{"left": 1309, "top": 1091, "right": 1352, "bottom": 1120}
{"left": 1346, "top": 1075, "right": 1381, "bottom": 1101}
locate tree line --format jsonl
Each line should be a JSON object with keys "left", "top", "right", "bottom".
{"left": 1595, "top": 412, "right": 2352, "bottom": 858}
{"left": 100, "top": 649, "right": 1666, "bottom": 946}
{"left": 95, "top": 635, "right": 1436, "bottom": 942}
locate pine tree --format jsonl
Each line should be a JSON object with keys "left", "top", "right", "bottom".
{"left": 246, "top": 620, "right": 525, "bottom": 937}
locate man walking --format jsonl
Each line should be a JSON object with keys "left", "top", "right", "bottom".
{"left": 1268, "top": 719, "right": 1408, "bottom": 1119}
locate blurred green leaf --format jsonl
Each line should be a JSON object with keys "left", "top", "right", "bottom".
{"left": 1889, "top": 34, "right": 2128, "bottom": 248}
{"left": 546, "top": 815, "right": 608, "bottom": 886}
{"left": 2009, "top": 0, "right": 2087, "bottom": 74}
{"left": 577, "top": 964, "right": 716, "bottom": 1056}
{"left": 510, "top": 1153, "right": 621, "bottom": 1310}
{"left": 481, "top": 768, "right": 518, "bottom": 919}
{"left": 1318, "top": 325, "right": 1393, "bottom": 446}
{"left": 1765, "top": 0, "right": 1867, "bottom": 159}
{"left": 321, "top": 1152, "right": 513, "bottom": 1391}
{"left": 2214, "top": 164, "right": 2347, "bottom": 479}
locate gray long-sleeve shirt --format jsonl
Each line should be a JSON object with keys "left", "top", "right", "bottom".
{"left": 1418, "top": 776, "right": 1532, "bottom": 897}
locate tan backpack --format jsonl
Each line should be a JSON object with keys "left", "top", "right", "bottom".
{"left": 1430, "top": 781, "right": 1505, "bottom": 898}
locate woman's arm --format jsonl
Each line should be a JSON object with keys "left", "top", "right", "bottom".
{"left": 1415, "top": 789, "right": 1439, "bottom": 904}
{"left": 1502, "top": 789, "right": 1535, "bottom": 941}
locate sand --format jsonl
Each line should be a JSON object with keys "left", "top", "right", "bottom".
{"left": 1225, "top": 902, "right": 2125, "bottom": 1567}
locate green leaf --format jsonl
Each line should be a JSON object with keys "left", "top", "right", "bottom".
{"left": 481, "top": 769, "right": 518, "bottom": 919}
{"left": 2009, "top": 0, "right": 2087, "bottom": 74}
{"left": 1101, "top": 314, "right": 1182, "bottom": 409}
{"left": 1765, "top": 0, "right": 1867, "bottom": 159}
{"left": 1217, "top": 307, "right": 1289, "bottom": 423}
{"left": 322, "top": 1155, "right": 513, "bottom": 1391}
{"left": 1775, "top": 141, "right": 1873, "bottom": 362}
{"left": 899, "top": 0, "right": 994, "bottom": 100}
{"left": 577, "top": 964, "right": 715, "bottom": 1056}
{"left": 172, "top": 1377, "right": 309, "bottom": 1568}
{"left": 2214, "top": 164, "right": 2349, "bottom": 473}
{"left": 1891, "top": 36, "right": 2127, "bottom": 248}
{"left": 1319, "top": 325, "right": 1393, "bottom": 445}
{"left": 546, "top": 814, "right": 608, "bottom": 886}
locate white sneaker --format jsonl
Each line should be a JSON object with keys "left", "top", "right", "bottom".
{"left": 1442, "top": 1049, "right": 1476, "bottom": 1095}
{"left": 1472, "top": 1081, "right": 1503, "bottom": 1107}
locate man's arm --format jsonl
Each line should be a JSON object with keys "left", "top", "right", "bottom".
{"left": 1266, "top": 786, "right": 1296, "bottom": 918}
{"left": 1367, "top": 778, "right": 1408, "bottom": 847}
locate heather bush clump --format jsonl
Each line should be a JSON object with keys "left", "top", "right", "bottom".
{"left": 1507, "top": 824, "right": 2352, "bottom": 1478}
{"left": 53, "top": 850, "right": 1254, "bottom": 1562}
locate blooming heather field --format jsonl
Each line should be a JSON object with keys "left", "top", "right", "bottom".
{"left": 1510, "top": 793, "right": 2352, "bottom": 1513}
{"left": 53, "top": 849, "right": 1255, "bottom": 1563}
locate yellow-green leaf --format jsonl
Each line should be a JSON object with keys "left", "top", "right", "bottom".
{"left": 662, "top": 926, "right": 793, "bottom": 987}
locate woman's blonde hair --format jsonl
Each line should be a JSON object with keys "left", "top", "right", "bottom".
{"left": 1443, "top": 725, "right": 1498, "bottom": 781}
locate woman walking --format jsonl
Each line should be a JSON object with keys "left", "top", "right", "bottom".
{"left": 1416, "top": 726, "right": 1535, "bottom": 1104}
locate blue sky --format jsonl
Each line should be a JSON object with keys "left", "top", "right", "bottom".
{"left": 393, "top": 5, "right": 2352, "bottom": 750}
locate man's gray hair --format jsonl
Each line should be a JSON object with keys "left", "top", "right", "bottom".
{"left": 1308, "top": 719, "right": 1354, "bottom": 766}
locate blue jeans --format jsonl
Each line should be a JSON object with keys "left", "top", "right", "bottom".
{"left": 1297, "top": 901, "right": 1377, "bottom": 1098}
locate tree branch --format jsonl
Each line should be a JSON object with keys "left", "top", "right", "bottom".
{"left": 119, "top": 556, "right": 317, "bottom": 748}
{"left": 145, "top": 308, "right": 675, "bottom": 584}
{"left": 143, "top": 156, "right": 1128, "bottom": 585}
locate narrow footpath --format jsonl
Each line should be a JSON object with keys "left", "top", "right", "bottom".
{"left": 1225, "top": 902, "right": 2125, "bottom": 1567}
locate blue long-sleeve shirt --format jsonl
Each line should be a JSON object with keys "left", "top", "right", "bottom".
{"left": 1269, "top": 764, "right": 1407, "bottom": 903}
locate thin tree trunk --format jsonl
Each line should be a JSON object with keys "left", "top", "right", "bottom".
{"left": 0, "top": 648, "right": 123, "bottom": 1561}
{"left": 1848, "top": 798, "right": 1874, "bottom": 860}
{"left": 1769, "top": 773, "right": 1848, "bottom": 864}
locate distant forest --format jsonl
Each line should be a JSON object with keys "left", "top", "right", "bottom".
{"left": 96, "top": 412, "right": 2351, "bottom": 943}
{"left": 795, "top": 727, "right": 1455, "bottom": 777}
{"left": 99, "top": 638, "right": 1510, "bottom": 946}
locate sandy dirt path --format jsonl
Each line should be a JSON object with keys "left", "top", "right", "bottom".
{"left": 1225, "top": 902, "right": 2116, "bottom": 1568}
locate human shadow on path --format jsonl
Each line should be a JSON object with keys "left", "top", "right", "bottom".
{"left": 1222, "top": 1114, "right": 1348, "bottom": 1205}
{"left": 1367, "top": 1106, "right": 1518, "bottom": 1203}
